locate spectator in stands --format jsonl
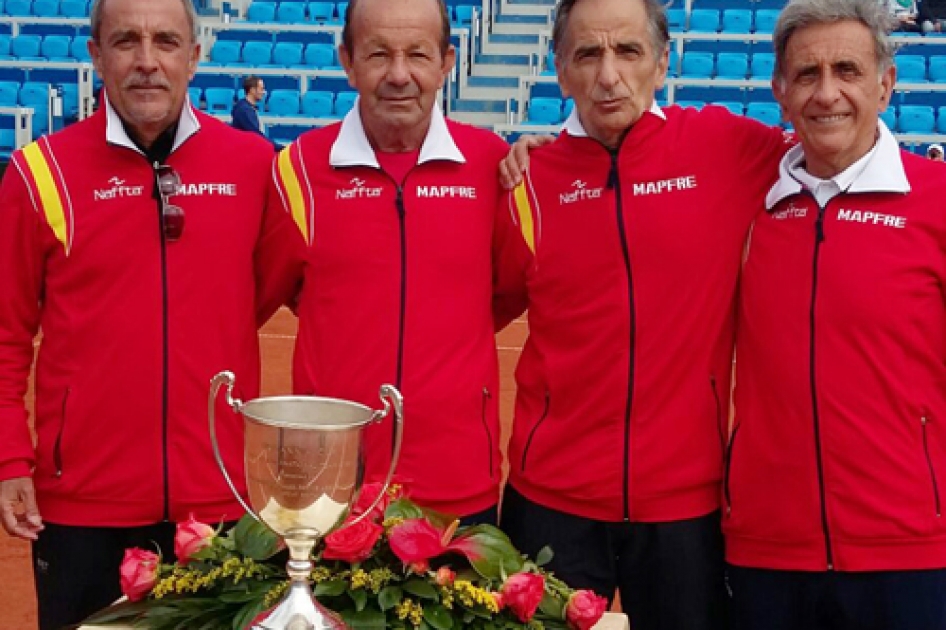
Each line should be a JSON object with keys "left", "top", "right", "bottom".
{"left": 232, "top": 75, "right": 280, "bottom": 150}
{"left": 725, "top": 1, "right": 946, "bottom": 628}
{"left": 928, "top": 143, "right": 944, "bottom": 160}
{"left": 492, "top": 0, "right": 787, "bottom": 628}
{"left": 272, "top": 0, "right": 516, "bottom": 525}
{"left": 887, "top": 0, "right": 922, "bottom": 31}
{"left": 0, "top": 0, "right": 304, "bottom": 628}
{"left": 919, "top": 0, "right": 946, "bottom": 31}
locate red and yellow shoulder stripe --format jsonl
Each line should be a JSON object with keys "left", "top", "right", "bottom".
{"left": 273, "top": 141, "right": 314, "bottom": 246}
{"left": 14, "top": 137, "right": 74, "bottom": 255}
{"left": 509, "top": 173, "right": 541, "bottom": 255}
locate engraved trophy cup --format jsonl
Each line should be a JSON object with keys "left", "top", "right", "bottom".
{"left": 209, "top": 371, "right": 404, "bottom": 630}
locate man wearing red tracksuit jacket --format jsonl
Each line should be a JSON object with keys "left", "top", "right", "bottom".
{"left": 494, "top": 0, "right": 787, "bottom": 628}
{"left": 272, "top": 0, "right": 513, "bottom": 522}
{"left": 724, "top": 0, "right": 946, "bottom": 628}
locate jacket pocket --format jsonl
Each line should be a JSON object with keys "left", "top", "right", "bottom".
{"left": 52, "top": 388, "right": 70, "bottom": 478}
{"left": 724, "top": 422, "right": 741, "bottom": 517}
{"left": 921, "top": 412, "right": 941, "bottom": 517}
{"left": 520, "top": 391, "right": 550, "bottom": 473}
{"left": 481, "top": 387, "right": 495, "bottom": 478}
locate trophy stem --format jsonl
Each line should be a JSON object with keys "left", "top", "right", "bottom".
{"left": 253, "top": 533, "right": 348, "bottom": 630}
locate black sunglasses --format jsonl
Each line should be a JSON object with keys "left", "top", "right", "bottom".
{"left": 156, "top": 165, "right": 184, "bottom": 242}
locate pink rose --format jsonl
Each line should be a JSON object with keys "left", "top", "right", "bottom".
{"left": 322, "top": 517, "right": 383, "bottom": 563}
{"left": 566, "top": 590, "right": 609, "bottom": 630}
{"left": 119, "top": 548, "right": 159, "bottom": 602}
{"left": 174, "top": 514, "right": 216, "bottom": 564}
{"left": 502, "top": 572, "right": 545, "bottom": 622}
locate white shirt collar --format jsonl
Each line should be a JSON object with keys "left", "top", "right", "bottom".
{"left": 329, "top": 98, "right": 465, "bottom": 168}
{"left": 104, "top": 91, "right": 200, "bottom": 156}
{"left": 561, "top": 100, "right": 666, "bottom": 138}
{"left": 766, "top": 120, "right": 910, "bottom": 209}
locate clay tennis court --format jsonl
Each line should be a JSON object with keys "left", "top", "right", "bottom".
{"left": 0, "top": 308, "right": 529, "bottom": 629}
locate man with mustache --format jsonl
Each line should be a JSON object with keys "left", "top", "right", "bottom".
{"left": 272, "top": 0, "right": 515, "bottom": 524}
{"left": 0, "top": 0, "right": 303, "bottom": 627}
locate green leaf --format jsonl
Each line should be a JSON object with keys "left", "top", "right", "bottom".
{"left": 379, "top": 585, "right": 403, "bottom": 610}
{"left": 232, "top": 516, "right": 281, "bottom": 560}
{"left": 535, "top": 546, "right": 554, "bottom": 567}
{"left": 315, "top": 579, "right": 348, "bottom": 597}
{"left": 385, "top": 498, "right": 425, "bottom": 520}
{"left": 423, "top": 603, "right": 455, "bottom": 630}
{"left": 232, "top": 598, "right": 270, "bottom": 630}
{"left": 449, "top": 526, "right": 524, "bottom": 580}
{"left": 82, "top": 599, "right": 153, "bottom": 624}
{"left": 402, "top": 578, "right": 439, "bottom": 600}
{"left": 343, "top": 607, "right": 387, "bottom": 629}
{"left": 349, "top": 587, "right": 369, "bottom": 611}
{"left": 538, "top": 591, "right": 566, "bottom": 619}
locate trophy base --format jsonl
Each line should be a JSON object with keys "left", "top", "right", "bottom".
{"left": 252, "top": 582, "right": 348, "bottom": 630}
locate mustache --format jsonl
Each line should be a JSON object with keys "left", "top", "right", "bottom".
{"left": 122, "top": 76, "right": 171, "bottom": 90}
{"left": 378, "top": 85, "right": 420, "bottom": 99}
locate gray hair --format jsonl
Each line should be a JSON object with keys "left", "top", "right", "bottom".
{"left": 90, "top": 0, "right": 200, "bottom": 43}
{"left": 773, "top": 0, "right": 897, "bottom": 82}
{"left": 552, "top": 0, "right": 669, "bottom": 59}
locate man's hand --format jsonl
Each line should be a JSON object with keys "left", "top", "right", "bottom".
{"left": 499, "top": 134, "right": 556, "bottom": 190}
{"left": 0, "top": 476, "right": 44, "bottom": 540}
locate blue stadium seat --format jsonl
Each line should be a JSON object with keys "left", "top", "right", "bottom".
{"left": 666, "top": 8, "right": 685, "bottom": 31}
{"left": 745, "top": 102, "right": 781, "bottom": 126}
{"left": 930, "top": 56, "right": 946, "bottom": 83}
{"left": 527, "top": 96, "right": 562, "bottom": 124}
{"left": 895, "top": 55, "right": 928, "bottom": 83}
{"left": 32, "top": 0, "right": 57, "bottom": 16}
{"left": 246, "top": 1, "right": 276, "bottom": 22}
{"left": 563, "top": 97, "right": 574, "bottom": 120}
{"left": 716, "top": 52, "right": 748, "bottom": 79}
{"left": 19, "top": 81, "right": 48, "bottom": 107}
{"left": 209, "top": 39, "right": 241, "bottom": 65}
{"left": 41, "top": 35, "right": 71, "bottom": 60}
{"left": 454, "top": 5, "right": 475, "bottom": 25}
{"left": 667, "top": 49, "right": 679, "bottom": 78}
{"left": 897, "top": 105, "right": 935, "bottom": 133}
{"left": 277, "top": 2, "right": 306, "bottom": 22}
{"left": 204, "top": 87, "right": 235, "bottom": 113}
{"left": 713, "top": 101, "right": 744, "bottom": 115}
{"left": 71, "top": 34, "right": 90, "bottom": 61}
{"left": 750, "top": 52, "right": 775, "bottom": 79}
{"left": 880, "top": 105, "right": 897, "bottom": 130}
{"left": 722, "top": 9, "right": 752, "bottom": 34}
{"left": 334, "top": 90, "right": 357, "bottom": 116}
{"left": 0, "top": 128, "right": 16, "bottom": 156}
{"left": 304, "top": 42, "right": 335, "bottom": 67}
{"left": 335, "top": 2, "right": 348, "bottom": 22}
{"left": 938, "top": 106, "right": 946, "bottom": 133}
{"left": 301, "top": 90, "right": 333, "bottom": 117}
{"left": 60, "top": 82, "right": 78, "bottom": 118}
{"left": 680, "top": 51, "right": 715, "bottom": 78}
{"left": 273, "top": 41, "right": 303, "bottom": 66}
{"left": 0, "top": 35, "right": 11, "bottom": 58}
{"left": 309, "top": 1, "right": 334, "bottom": 21}
{"left": 187, "top": 86, "right": 202, "bottom": 108}
{"left": 242, "top": 41, "right": 273, "bottom": 65}
{"left": 0, "top": 80, "right": 18, "bottom": 105}
{"left": 267, "top": 88, "right": 301, "bottom": 116}
{"left": 11, "top": 34, "right": 42, "bottom": 59}
{"left": 5, "top": 0, "right": 32, "bottom": 17}
{"left": 60, "top": 0, "right": 88, "bottom": 18}
{"left": 688, "top": 10, "right": 720, "bottom": 33}
{"left": 754, "top": 9, "right": 780, "bottom": 34}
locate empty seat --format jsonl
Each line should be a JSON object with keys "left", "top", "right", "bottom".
{"left": 187, "top": 86, "right": 202, "bottom": 108}
{"left": 267, "top": 88, "right": 301, "bottom": 116}
{"left": 750, "top": 52, "right": 775, "bottom": 79}
{"left": 680, "top": 51, "right": 715, "bottom": 78}
{"left": 308, "top": 1, "right": 334, "bottom": 21}
{"left": 334, "top": 90, "right": 357, "bottom": 116}
{"left": 335, "top": 2, "right": 348, "bottom": 21}
{"left": 304, "top": 42, "right": 335, "bottom": 67}
{"left": 722, "top": 9, "right": 752, "bottom": 34}
{"left": 666, "top": 8, "right": 685, "bottom": 31}
{"left": 11, "top": 35, "right": 42, "bottom": 59}
{"left": 242, "top": 41, "right": 273, "bottom": 65}
{"left": 898, "top": 105, "right": 935, "bottom": 133}
{"left": 0, "top": 128, "right": 16, "bottom": 155}
{"left": 41, "top": 35, "right": 72, "bottom": 60}
{"left": 71, "top": 34, "right": 91, "bottom": 61}
{"left": 209, "top": 39, "right": 241, "bottom": 64}
{"left": 745, "top": 102, "right": 781, "bottom": 126}
{"left": 5, "top": 0, "right": 32, "bottom": 17}
{"left": 895, "top": 55, "right": 927, "bottom": 83}
{"left": 246, "top": 1, "right": 276, "bottom": 22}
{"left": 276, "top": 2, "right": 306, "bottom": 22}
{"left": 32, "top": 0, "right": 58, "bottom": 16}
{"left": 0, "top": 80, "right": 19, "bottom": 105}
{"left": 527, "top": 96, "right": 562, "bottom": 124}
{"left": 302, "top": 90, "right": 333, "bottom": 117}
{"left": 667, "top": 49, "right": 679, "bottom": 78}
{"left": 19, "top": 81, "right": 48, "bottom": 107}
{"left": 204, "top": 87, "right": 235, "bottom": 112}
{"left": 60, "top": 82, "right": 79, "bottom": 118}
{"left": 688, "top": 9, "right": 720, "bottom": 33}
{"left": 754, "top": 9, "right": 780, "bottom": 33}
{"left": 716, "top": 52, "right": 748, "bottom": 79}
{"left": 0, "top": 35, "right": 11, "bottom": 57}
{"left": 60, "top": 0, "right": 88, "bottom": 18}
{"left": 273, "top": 41, "right": 303, "bottom": 66}
{"left": 938, "top": 106, "right": 946, "bottom": 133}
{"left": 930, "top": 56, "right": 946, "bottom": 83}
{"left": 880, "top": 105, "right": 897, "bottom": 130}
{"left": 454, "top": 5, "right": 475, "bottom": 25}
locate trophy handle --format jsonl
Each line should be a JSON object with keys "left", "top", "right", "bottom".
{"left": 208, "top": 370, "right": 260, "bottom": 523}
{"left": 343, "top": 384, "right": 405, "bottom": 529}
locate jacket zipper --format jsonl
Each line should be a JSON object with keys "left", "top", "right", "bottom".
{"left": 481, "top": 387, "right": 494, "bottom": 477}
{"left": 394, "top": 184, "right": 407, "bottom": 393}
{"left": 53, "top": 388, "right": 70, "bottom": 477}
{"left": 922, "top": 414, "right": 941, "bottom": 517}
{"left": 711, "top": 375, "right": 725, "bottom": 454}
{"left": 809, "top": 202, "right": 833, "bottom": 570}
{"left": 724, "top": 423, "right": 740, "bottom": 516}
{"left": 153, "top": 161, "right": 171, "bottom": 521}
{"left": 521, "top": 391, "right": 550, "bottom": 472}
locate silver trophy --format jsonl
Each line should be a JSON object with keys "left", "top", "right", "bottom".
{"left": 209, "top": 371, "right": 404, "bottom": 630}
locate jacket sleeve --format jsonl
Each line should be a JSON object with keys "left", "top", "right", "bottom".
{"left": 254, "top": 153, "right": 307, "bottom": 327}
{"left": 492, "top": 182, "right": 533, "bottom": 332}
{"left": 0, "top": 156, "right": 45, "bottom": 481}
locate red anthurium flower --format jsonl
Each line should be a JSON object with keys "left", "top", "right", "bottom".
{"left": 388, "top": 518, "right": 446, "bottom": 564}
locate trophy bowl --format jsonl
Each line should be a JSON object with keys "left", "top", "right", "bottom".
{"left": 209, "top": 371, "right": 404, "bottom": 630}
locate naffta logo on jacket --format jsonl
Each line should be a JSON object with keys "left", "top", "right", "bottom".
{"left": 560, "top": 179, "right": 603, "bottom": 205}
{"left": 336, "top": 177, "right": 383, "bottom": 200}
{"left": 94, "top": 176, "right": 145, "bottom": 200}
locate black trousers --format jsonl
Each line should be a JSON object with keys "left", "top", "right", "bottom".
{"left": 460, "top": 503, "right": 498, "bottom": 527}
{"left": 32, "top": 521, "right": 178, "bottom": 630}
{"left": 728, "top": 564, "right": 946, "bottom": 630}
{"left": 500, "top": 485, "right": 728, "bottom": 630}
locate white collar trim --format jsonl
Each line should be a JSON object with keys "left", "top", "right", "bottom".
{"left": 329, "top": 98, "right": 465, "bottom": 168}
{"left": 104, "top": 92, "right": 200, "bottom": 156}
{"left": 561, "top": 101, "right": 666, "bottom": 137}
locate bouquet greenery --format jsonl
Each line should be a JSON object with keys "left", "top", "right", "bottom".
{"left": 85, "top": 484, "right": 608, "bottom": 630}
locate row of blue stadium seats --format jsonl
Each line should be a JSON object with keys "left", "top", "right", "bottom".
{"left": 208, "top": 39, "right": 340, "bottom": 68}
{"left": 0, "top": 0, "right": 88, "bottom": 18}
{"left": 0, "top": 32, "right": 89, "bottom": 60}
{"left": 191, "top": 85, "right": 357, "bottom": 119}
{"left": 666, "top": 8, "right": 782, "bottom": 34}
{"left": 245, "top": 1, "right": 347, "bottom": 24}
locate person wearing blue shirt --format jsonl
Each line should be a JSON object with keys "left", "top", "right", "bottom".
{"left": 232, "top": 76, "right": 280, "bottom": 150}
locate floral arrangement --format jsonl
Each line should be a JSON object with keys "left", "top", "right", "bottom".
{"left": 85, "top": 485, "right": 608, "bottom": 630}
